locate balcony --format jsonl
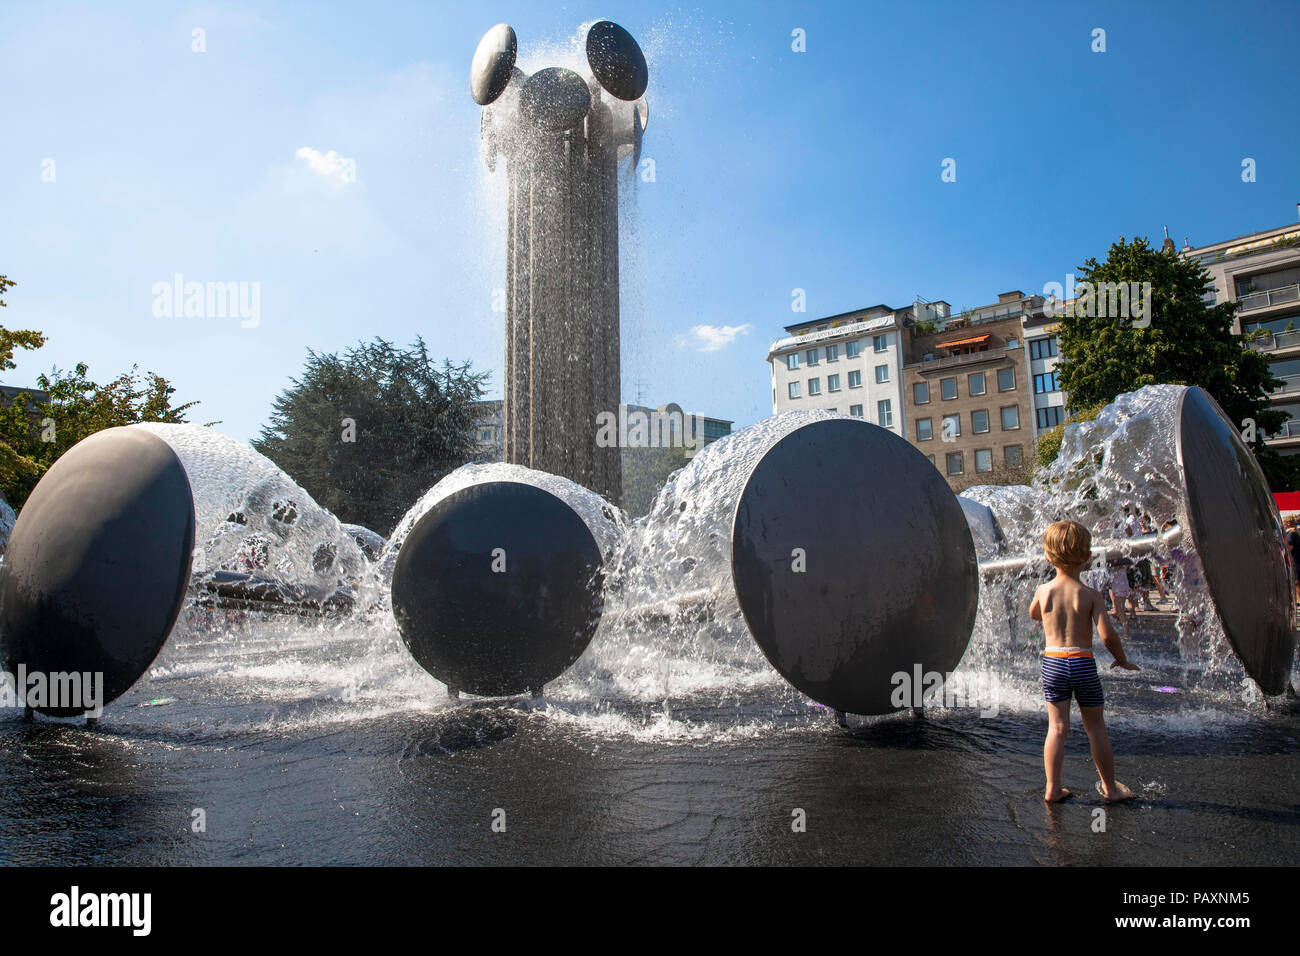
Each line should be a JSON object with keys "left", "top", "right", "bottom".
{"left": 1239, "top": 283, "right": 1300, "bottom": 312}
{"left": 1247, "top": 328, "right": 1300, "bottom": 351}
{"left": 908, "top": 347, "right": 1014, "bottom": 372}
{"left": 1269, "top": 374, "right": 1300, "bottom": 396}
{"left": 1266, "top": 420, "right": 1300, "bottom": 442}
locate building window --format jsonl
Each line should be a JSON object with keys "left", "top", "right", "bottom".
{"left": 1030, "top": 336, "right": 1058, "bottom": 360}
{"left": 941, "top": 377, "right": 958, "bottom": 400}
{"left": 1037, "top": 405, "right": 1065, "bottom": 429}
{"left": 968, "top": 371, "right": 986, "bottom": 396}
{"left": 1001, "top": 405, "right": 1020, "bottom": 430}
{"left": 873, "top": 334, "right": 888, "bottom": 352}
{"left": 788, "top": 381, "right": 801, "bottom": 399}
{"left": 808, "top": 378, "right": 821, "bottom": 396}
{"left": 997, "top": 367, "right": 1015, "bottom": 391}
{"left": 1034, "top": 371, "right": 1060, "bottom": 394}
{"left": 1004, "top": 445, "right": 1024, "bottom": 467}
{"left": 914, "top": 382, "right": 930, "bottom": 404}
{"left": 946, "top": 452, "right": 963, "bottom": 476}
{"left": 916, "top": 417, "right": 932, "bottom": 441}
{"left": 846, "top": 340, "right": 861, "bottom": 358}
{"left": 826, "top": 344, "right": 839, "bottom": 362}
{"left": 787, "top": 353, "right": 799, "bottom": 370}
{"left": 1007, "top": 337, "right": 1018, "bottom": 349}
{"left": 849, "top": 404, "right": 864, "bottom": 417}
{"left": 827, "top": 373, "right": 841, "bottom": 392}
{"left": 971, "top": 409, "right": 989, "bottom": 434}
{"left": 848, "top": 370, "right": 862, "bottom": 388}
{"left": 878, "top": 399, "right": 893, "bottom": 427}
{"left": 806, "top": 349, "right": 819, "bottom": 366}
{"left": 975, "top": 448, "right": 993, "bottom": 473}
{"left": 942, "top": 413, "right": 960, "bottom": 439}
{"left": 926, "top": 454, "right": 936, "bottom": 466}
{"left": 875, "top": 364, "right": 889, "bottom": 384}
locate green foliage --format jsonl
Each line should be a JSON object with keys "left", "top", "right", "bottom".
{"left": 0, "top": 363, "right": 199, "bottom": 506}
{"left": 1055, "top": 236, "right": 1286, "bottom": 485}
{"left": 0, "top": 275, "right": 200, "bottom": 506}
{"left": 621, "top": 444, "right": 690, "bottom": 517}
{"left": 253, "top": 338, "right": 486, "bottom": 535}
{"left": 1033, "top": 403, "right": 1105, "bottom": 473}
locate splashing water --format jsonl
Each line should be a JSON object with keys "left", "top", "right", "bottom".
{"left": 960, "top": 384, "right": 1287, "bottom": 713}
{"left": 132, "top": 422, "right": 376, "bottom": 609}
{"left": 118, "top": 394, "right": 1295, "bottom": 742}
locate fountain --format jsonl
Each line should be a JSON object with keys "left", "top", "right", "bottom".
{"left": 473, "top": 21, "right": 649, "bottom": 506}
{"left": 0, "top": 23, "right": 1293, "bottom": 727}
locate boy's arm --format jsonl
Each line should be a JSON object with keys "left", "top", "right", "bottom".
{"left": 1029, "top": 585, "right": 1043, "bottom": 621}
{"left": 1094, "top": 591, "right": 1139, "bottom": 670}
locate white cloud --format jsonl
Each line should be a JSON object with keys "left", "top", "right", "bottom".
{"left": 294, "top": 147, "right": 356, "bottom": 186}
{"left": 678, "top": 323, "right": 752, "bottom": 352}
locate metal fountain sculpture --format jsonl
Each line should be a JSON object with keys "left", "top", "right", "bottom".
{"left": 0, "top": 23, "right": 1292, "bottom": 725}
{"left": 474, "top": 20, "right": 648, "bottom": 506}
{"left": 387, "top": 20, "right": 649, "bottom": 700}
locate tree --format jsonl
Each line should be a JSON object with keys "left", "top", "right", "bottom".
{"left": 253, "top": 338, "right": 486, "bottom": 535}
{"left": 1054, "top": 237, "right": 1292, "bottom": 487}
{"left": 0, "top": 363, "right": 200, "bottom": 506}
{"left": 0, "top": 273, "right": 201, "bottom": 506}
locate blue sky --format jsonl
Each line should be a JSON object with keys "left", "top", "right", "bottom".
{"left": 2, "top": 0, "right": 1298, "bottom": 442}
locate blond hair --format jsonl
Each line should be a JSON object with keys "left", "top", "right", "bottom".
{"left": 1043, "top": 520, "right": 1092, "bottom": 570}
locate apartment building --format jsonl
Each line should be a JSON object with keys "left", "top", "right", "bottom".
{"left": 901, "top": 294, "right": 1034, "bottom": 487}
{"left": 1181, "top": 205, "right": 1300, "bottom": 455}
{"left": 768, "top": 303, "right": 928, "bottom": 438}
{"left": 1021, "top": 311, "right": 1066, "bottom": 433}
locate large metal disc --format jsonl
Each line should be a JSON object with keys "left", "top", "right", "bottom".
{"left": 390, "top": 481, "right": 604, "bottom": 697}
{"left": 585, "top": 20, "right": 648, "bottom": 101}
{"left": 470, "top": 23, "right": 517, "bottom": 106}
{"left": 731, "top": 419, "right": 979, "bottom": 715}
{"left": 0, "top": 427, "right": 195, "bottom": 716}
{"left": 519, "top": 67, "right": 592, "bottom": 132}
{"left": 1176, "top": 386, "right": 1295, "bottom": 694}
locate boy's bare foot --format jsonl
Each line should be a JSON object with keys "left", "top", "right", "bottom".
{"left": 1044, "top": 788, "right": 1072, "bottom": 803}
{"left": 1095, "top": 780, "right": 1135, "bottom": 803}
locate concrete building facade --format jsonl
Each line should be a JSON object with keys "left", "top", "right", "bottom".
{"left": 767, "top": 303, "right": 933, "bottom": 438}
{"left": 901, "top": 297, "right": 1034, "bottom": 487}
{"left": 1182, "top": 207, "right": 1300, "bottom": 455}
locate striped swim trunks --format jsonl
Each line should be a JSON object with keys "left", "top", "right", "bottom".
{"left": 1041, "top": 648, "right": 1104, "bottom": 707}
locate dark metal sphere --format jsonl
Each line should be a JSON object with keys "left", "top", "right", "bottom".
{"left": 731, "top": 419, "right": 979, "bottom": 715}
{"left": 1176, "top": 386, "right": 1295, "bottom": 695}
{"left": 470, "top": 23, "right": 518, "bottom": 106}
{"left": 519, "top": 67, "right": 592, "bottom": 132}
{"left": 585, "top": 20, "right": 648, "bottom": 101}
{"left": 390, "top": 481, "right": 604, "bottom": 697}
{"left": 0, "top": 427, "right": 195, "bottom": 716}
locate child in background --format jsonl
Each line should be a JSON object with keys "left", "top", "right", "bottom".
{"left": 1030, "top": 520, "right": 1140, "bottom": 804}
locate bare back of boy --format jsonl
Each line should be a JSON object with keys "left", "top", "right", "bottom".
{"left": 1031, "top": 575, "right": 1100, "bottom": 649}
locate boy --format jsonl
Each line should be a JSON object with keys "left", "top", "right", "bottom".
{"left": 1029, "top": 520, "right": 1140, "bottom": 804}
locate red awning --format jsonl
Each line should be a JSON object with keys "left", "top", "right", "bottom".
{"left": 938, "top": 333, "right": 990, "bottom": 349}
{"left": 1274, "top": 492, "right": 1300, "bottom": 512}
